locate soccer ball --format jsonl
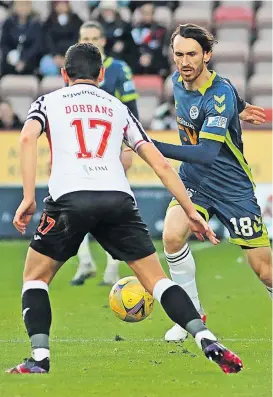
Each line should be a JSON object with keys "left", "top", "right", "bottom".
{"left": 109, "top": 276, "right": 154, "bottom": 322}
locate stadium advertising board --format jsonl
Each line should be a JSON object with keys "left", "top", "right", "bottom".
{"left": 0, "top": 130, "right": 271, "bottom": 185}
{"left": 0, "top": 130, "right": 271, "bottom": 238}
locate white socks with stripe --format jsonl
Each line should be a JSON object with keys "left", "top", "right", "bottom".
{"left": 165, "top": 244, "right": 201, "bottom": 311}
{"left": 77, "top": 234, "right": 96, "bottom": 274}
{"left": 103, "top": 252, "right": 120, "bottom": 284}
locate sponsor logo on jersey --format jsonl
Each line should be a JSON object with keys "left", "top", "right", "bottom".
{"left": 190, "top": 105, "right": 199, "bottom": 120}
{"left": 33, "top": 235, "right": 41, "bottom": 241}
{"left": 207, "top": 116, "right": 228, "bottom": 129}
{"left": 176, "top": 116, "right": 195, "bottom": 130}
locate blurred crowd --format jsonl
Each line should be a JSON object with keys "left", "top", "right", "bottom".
{"left": 0, "top": 0, "right": 271, "bottom": 130}
{"left": 0, "top": 0, "right": 175, "bottom": 78}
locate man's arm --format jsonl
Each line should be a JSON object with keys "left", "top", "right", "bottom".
{"left": 239, "top": 102, "right": 266, "bottom": 125}
{"left": 13, "top": 120, "right": 41, "bottom": 234}
{"left": 120, "top": 147, "right": 133, "bottom": 172}
{"left": 138, "top": 143, "right": 197, "bottom": 217}
{"left": 225, "top": 78, "right": 246, "bottom": 114}
{"left": 20, "top": 120, "right": 40, "bottom": 201}
{"left": 225, "top": 78, "right": 266, "bottom": 124}
{"left": 137, "top": 143, "right": 218, "bottom": 244}
{"left": 155, "top": 86, "right": 235, "bottom": 165}
{"left": 122, "top": 108, "right": 218, "bottom": 243}
{"left": 13, "top": 96, "right": 46, "bottom": 234}
{"left": 152, "top": 139, "right": 222, "bottom": 165}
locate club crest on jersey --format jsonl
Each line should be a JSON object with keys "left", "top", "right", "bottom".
{"left": 190, "top": 105, "right": 199, "bottom": 120}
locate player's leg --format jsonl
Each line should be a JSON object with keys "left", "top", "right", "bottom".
{"left": 163, "top": 198, "right": 210, "bottom": 341}
{"left": 163, "top": 201, "right": 199, "bottom": 310}
{"left": 70, "top": 234, "right": 97, "bottom": 286}
{"left": 246, "top": 247, "right": 272, "bottom": 297}
{"left": 100, "top": 252, "right": 120, "bottom": 286}
{"left": 6, "top": 248, "right": 63, "bottom": 374}
{"left": 128, "top": 253, "right": 242, "bottom": 373}
{"left": 7, "top": 194, "right": 87, "bottom": 374}
{"left": 94, "top": 193, "right": 242, "bottom": 373}
{"left": 215, "top": 196, "right": 272, "bottom": 298}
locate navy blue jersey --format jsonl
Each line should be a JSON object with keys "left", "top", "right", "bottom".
{"left": 173, "top": 70, "right": 254, "bottom": 201}
{"left": 100, "top": 57, "right": 138, "bottom": 104}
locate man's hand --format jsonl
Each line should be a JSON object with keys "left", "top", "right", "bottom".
{"left": 188, "top": 211, "right": 220, "bottom": 245}
{"left": 13, "top": 199, "right": 36, "bottom": 235}
{"left": 240, "top": 104, "right": 266, "bottom": 125}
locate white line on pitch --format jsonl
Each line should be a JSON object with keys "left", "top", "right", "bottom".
{"left": 0, "top": 338, "right": 271, "bottom": 343}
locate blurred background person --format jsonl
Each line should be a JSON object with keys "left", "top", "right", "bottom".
{"left": 131, "top": 2, "right": 169, "bottom": 76}
{"left": 150, "top": 97, "right": 177, "bottom": 131}
{"left": 40, "top": 0, "right": 82, "bottom": 76}
{"left": 0, "top": 0, "right": 43, "bottom": 76}
{"left": 0, "top": 99, "right": 23, "bottom": 129}
{"left": 93, "top": 0, "right": 137, "bottom": 68}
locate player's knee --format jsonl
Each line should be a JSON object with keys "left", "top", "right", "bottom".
{"left": 23, "top": 274, "right": 50, "bottom": 285}
{"left": 163, "top": 229, "right": 186, "bottom": 254}
{"left": 23, "top": 267, "right": 52, "bottom": 285}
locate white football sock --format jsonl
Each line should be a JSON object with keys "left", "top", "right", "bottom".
{"left": 165, "top": 244, "right": 201, "bottom": 311}
{"left": 103, "top": 252, "right": 120, "bottom": 283}
{"left": 77, "top": 234, "right": 96, "bottom": 273}
{"left": 32, "top": 348, "right": 50, "bottom": 361}
{"left": 195, "top": 330, "right": 217, "bottom": 350}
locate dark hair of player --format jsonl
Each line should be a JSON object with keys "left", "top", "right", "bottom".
{"left": 80, "top": 20, "right": 105, "bottom": 38}
{"left": 171, "top": 23, "right": 217, "bottom": 53}
{"left": 64, "top": 43, "right": 102, "bottom": 81}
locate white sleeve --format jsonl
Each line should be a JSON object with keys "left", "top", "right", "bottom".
{"left": 123, "top": 107, "right": 151, "bottom": 152}
{"left": 26, "top": 95, "right": 47, "bottom": 133}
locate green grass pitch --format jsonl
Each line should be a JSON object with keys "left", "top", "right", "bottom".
{"left": 0, "top": 239, "right": 271, "bottom": 397}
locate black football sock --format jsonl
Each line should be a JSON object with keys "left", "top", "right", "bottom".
{"left": 22, "top": 280, "right": 51, "bottom": 366}
{"left": 153, "top": 279, "right": 217, "bottom": 348}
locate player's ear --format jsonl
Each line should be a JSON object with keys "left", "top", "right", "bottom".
{"left": 98, "top": 66, "right": 105, "bottom": 83}
{"left": 204, "top": 51, "right": 212, "bottom": 64}
{"left": 61, "top": 68, "right": 69, "bottom": 85}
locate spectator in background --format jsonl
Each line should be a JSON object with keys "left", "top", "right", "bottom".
{"left": 131, "top": 2, "right": 169, "bottom": 76}
{"left": 95, "top": 1, "right": 137, "bottom": 67}
{"left": 0, "top": 100, "right": 23, "bottom": 129}
{"left": 0, "top": 1, "right": 13, "bottom": 10}
{"left": 129, "top": 1, "right": 178, "bottom": 12}
{"left": 150, "top": 97, "right": 177, "bottom": 131}
{"left": 0, "top": 1, "right": 43, "bottom": 76}
{"left": 88, "top": 0, "right": 131, "bottom": 13}
{"left": 40, "top": 0, "right": 82, "bottom": 76}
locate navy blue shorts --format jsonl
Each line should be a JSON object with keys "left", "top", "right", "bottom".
{"left": 169, "top": 186, "right": 270, "bottom": 248}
